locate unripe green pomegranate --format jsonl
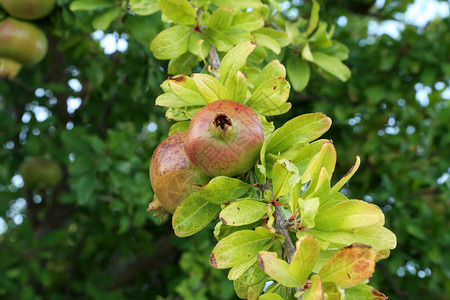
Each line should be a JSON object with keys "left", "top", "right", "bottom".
{"left": 0, "top": 18, "right": 48, "bottom": 66}
{"left": 0, "top": 0, "right": 55, "bottom": 20}
{"left": 19, "top": 157, "right": 63, "bottom": 190}
{"left": 149, "top": 132, "right": 210, "bottom": 214}
{"left": 184, "top": 100, "right": 264, "bottom": 177}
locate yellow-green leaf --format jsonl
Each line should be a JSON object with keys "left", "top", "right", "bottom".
{"left": 219, "top": 41, "right": 256, "bottom": 86}
{"left": 314, "top": 200, "right": 385, "bottom": 232}
{"left": 290, "top": 236, "right": 319, "bottom": 283}
{"left": 245, "top": 77, "right": 291, "bottom": 116}
{"left": 220, "top": 199, "right": 268, "bottom": 226}
{"left": 210, "top": 228, "right": 276, "bottom": 269}
{"left": 156, "top": 0, "right": 196, "bottom": 25}
{"left": 257, "top": 251, "right": 302, "bottom": 288}
{"left": 318, "top": 244, "right": 377, "bottom": 288}
{"left": 129, "top": 0, "right": 159, "bottom": 15}
{"left": 191, "top": 73, "right": 228, "bottom": 103}
{"left": 193, "top": 176, "right": 252, "bottom": 204}
{"left": 150, "top": 25, "right": 193, "bottom": 60}
{"left": 303, "top": 275, "right": 324, "bottom": 300}
{"left": 287, "top": 56, "right": 310, "bottom": 92}
{"left": 172, "top": 193, "right": 221, "bottom": 237}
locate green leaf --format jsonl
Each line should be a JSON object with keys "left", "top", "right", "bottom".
{"left": 301, "top": 42, "right": 314, "bottom": 62}
{"left": 209, "top": 6, "right": 234, "bottom": 31}
{"left": 314, "top": 200, "right": 385, "bottom": 232}
{"left": 311, "top": 52, "right": 351, "bottom": 82}
{"left": 231, "top": 11, "right": 264, "bottom": 31}
{"left": 309, "top": 22, "right": 332, "bottom": 49}
{"left": 266, "top": 113, "right": 332, "bottom": 154}
{"left": 306, "top": 224, "right": 397, "bottom": 251}
{"left": 156, "top": 92, "right": 189, "bottom": 108}
{"left": 345, "top": 284, "right": 387, "bottom": 300}
{"left": 259, "top": 293, "right": 284, "bottom": 300}
{"left": 156, "top": 0, "right": 197, "bottom": 25}
{"left": 76, "top": 171, "right": 96, "bottom": 205}
{"left": 303, "top": 275, "right": 324, "bottom": 300}
{"left": 234, "top": 278, "right": 266, "bottom": 300}
{"left": 168, "top": 121, "right": 190, "bottom": 136}
{"left": 150, "top": 25, "right": 193, "bottom": 60}
{"left": 168, "top": 52, "right": 198, "bottom": 75}
{"left": 259, "top": 115, "right": 275, "bottom": 138}
{"left": 329, "top": 156, "right": 360, "bottom": 195}
{"left": 193, "top": 176, "right": 252, "bottom": 204}
{"left": 228, "top": 257, "right": 258, "bottom": 280}
{"left": 128, "top": 15, "right": 159, "bottom": 46}
{"left": 323, "top": 282, "right": 344, "bottom": 300}
{"left": 219, "top": 41, "right": 256, "bottom": 87}
{"left": 210, "top": 227, "right": 276, "bottom": 269}
{"left": 290, "top": 236, "right": 319, "bottom": 283}
{"left": 212, "top": 0, "right": 262, "bottom": 9}
{"left": 254, "top": 28, "right": 291, "bottom": 47}
{"left": 272, "top": 159, "right": 298, "bottom": 198}
{"left": 166, "top": 106, "right": 201, "bottom": 121}
{"left": 224, "top": 70, "right": 248, "bottom": 103}
{"left": 318, "top": 244, "right": 377, "bottom": 288}
{"left": 252, "top": 59, "right": 286, "bottom": 91}
{"left": 301, "top": 142, "right": 336, "bottom": 189}
{"left": 245, "top": 77, "right": 291, "bottom": 116}
{"left": 188, "top": 32, "right": 210, "bottom": 58}
{"left": 203, "top": 27, "right": 234, "bottom": 52}
{"left": 129, "top": 0, "right": 159, "bottom": 15}
{"left": 191, "top": 73, "right": 228, "bottom": 103}
{"left": 306, "top": 1, "right": 320, "bottom": 35}
{"left": 257, "top": 251, "right": 302, "bottom": 288}
{"left": 172, "top": 193, "right": 221, "bottom": 237}
{"left": 254, "top": 33, "right": 281, "bottom": 54}
{"left": 69, "top": 0, "right": 114, "bottom": 11}
{"left": 301, "top": 197, "right": 320, "bottom": 228}
{"left": 240, "top": 261, "right": 267, "bottom": 286}
{"left": 225, "top": 27, "right": 256, "bottom": 45}
{"left": 167, "top": 76, "right": 206, "bottom": 106}
{"left": 92, "top": 7, "right": 121, "bottom": 31}
{"left": 287, "top": 57, "right": 310, "bottom": 92}
{"left": 220, "top": 199, "right": 268, "bottom": 226}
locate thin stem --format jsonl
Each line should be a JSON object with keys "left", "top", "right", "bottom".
{"left": 262, "top": 181, "right": 303, "bottom": 298}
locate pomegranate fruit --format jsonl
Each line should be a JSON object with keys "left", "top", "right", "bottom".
{"left": 19, "top": 157, "right": 63, "bottom": 190}
{"left": 0, "top": 0, "right": 55, "bottom": 20}
{"left": 149, "top": 131, "right": 210, "bottom": 214}
{"left": 0, "top": 18, "right": 48, "bottom": 66}
{"left": 184, "top": 100, "right": 264, "bottom": 177}
{"left": 0, "top": 58, "right": 22, "bottom": 80}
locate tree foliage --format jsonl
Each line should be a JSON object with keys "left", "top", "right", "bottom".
{"left": 0, "top": 0, "right": 448, "bottom": 299}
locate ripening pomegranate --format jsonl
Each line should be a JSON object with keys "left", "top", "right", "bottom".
{"left": 0, "top": 18, "right": 48, "bottom": 65}
{"left": 149, "top": 132, "right": 210, "bottom": 214}
{"left": 0, "top": 0, "right": 55, "bottom": 20}
{"left": 184, "top": 100, "right": 264, "bottom": 177}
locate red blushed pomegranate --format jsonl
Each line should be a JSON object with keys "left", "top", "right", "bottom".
{"left": 184, "top": 100, "right": 264, "bottom": 177}
{"left": 149, "top": 131, "right": 210, "bottom": 214}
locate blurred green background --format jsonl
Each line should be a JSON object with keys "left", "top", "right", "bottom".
{"left": 0, "top": 0, "right": 448, "bottom": 299}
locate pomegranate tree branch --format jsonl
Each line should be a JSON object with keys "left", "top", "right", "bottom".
{"left": 262, "top": 181, "right": 302, "bottom": 297}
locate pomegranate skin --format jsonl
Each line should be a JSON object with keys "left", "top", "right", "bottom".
{"left": 0, "top": 18, "right": 48, "bottom": 65}
{"left": 149, "top": 132, "right": 210, "bottom": 214}
{"left": 184, "top": 100, "right": 264, "bottom": 177}
{"left": 0, "top": 0, "right": 55, "bottom": 20}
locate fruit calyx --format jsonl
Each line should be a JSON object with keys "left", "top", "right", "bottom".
{"left": 184, "top": 99, "right": 264, "bottom": 177}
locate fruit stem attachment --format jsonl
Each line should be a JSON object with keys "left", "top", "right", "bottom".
{"left": 213, "top": 113, "right": 232, "bottom": 131}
